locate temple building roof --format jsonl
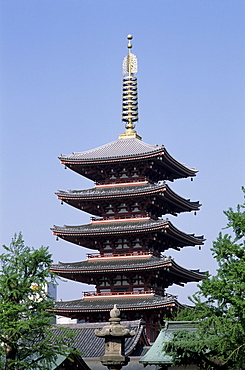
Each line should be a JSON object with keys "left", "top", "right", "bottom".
{"left": 140, "top": 321, "right": 198, "bottom": 365}
{"left": 52, "top": 319, "right": 148, "bottom": 358}
{"left": 52, "top": 219, "right": 204, "bottom": 250}
{"left": 59, "top": 138, "right": 197, "bottom": 180}
{"left": 56, "top": 182, "right": 200, "bottom": 215}
{"left": 51, "top": 256, "right": 206, "bottom": 284}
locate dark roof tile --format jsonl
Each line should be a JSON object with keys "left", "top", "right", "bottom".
{"left": 51, "top": 256, "right": 206, "bottom": 281}
{"left": 55, "top": 182, "right": 200, "bottom": 210}
{"left": 60, "top": 138, "right": 164, "bottom": 162}
{"left": 54, "top": 294, "right": 181, "bottom": 312}
{"left": 52, "top": 320, "right": 148, "bottom": 358}
{"left": 52, "top": 219, "right": 205, "bottom": 245}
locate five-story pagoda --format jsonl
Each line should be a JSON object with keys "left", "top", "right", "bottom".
{"left": 51, "top": 35, "right": 205, "bottom": 342}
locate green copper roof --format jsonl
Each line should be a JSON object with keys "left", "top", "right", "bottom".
{"left": 50, "top": 355, "right": 67, "bottom": 369}
{"left": 25, "top": 353, "right": 90, "bottom": 370}
{"left": 140, "top": 321, "right": 198, "bottom": 365}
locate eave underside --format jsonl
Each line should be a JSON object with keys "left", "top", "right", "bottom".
{"left": 53, "top": 295, "right": 183, "bottom": 317}
{"left": 51, "top": 256, "right": 206, "bottom": 285}
{"left": 56, "top": 182, "right": 200, "bottom": 216}
{"left": 59, "top": 138, "right": 197, "bottom": 181}
{"left": 62, "top": 156, "right": 196, "bottom": 182}
{"left": 52, "top": 219, "right": 204, "bottom": 251}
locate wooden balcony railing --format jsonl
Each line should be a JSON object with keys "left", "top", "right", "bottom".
{"left": 95, "top": 177, "right": 148, "bottom": 186}
{"left": 83, "top": 289, "right": 156, "bottom": 298}
{"left": 87, "top": 250, "right": 160, "bottom": 260}
{"left": 90, "top": 214, "right": 158, "bottom": 222}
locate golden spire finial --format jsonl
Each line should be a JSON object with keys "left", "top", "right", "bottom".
{"left": 119, "top": 35, "right": 141, "bottom": 140}
{"left": 127, "top": 34, "right": 133, "bottom": 48}
{"left": 122, "top": 35, "right": 138, "bottom": 77}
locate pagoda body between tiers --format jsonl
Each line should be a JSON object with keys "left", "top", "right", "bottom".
{"left": 51, "top": 255, "right": 206, "bottom": 297}
{"left": 51, "top": 35, "right": 205, "bottom": 342}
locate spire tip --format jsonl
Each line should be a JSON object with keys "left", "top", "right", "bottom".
{"left": 119, "top": 34, "right": 141, "bottom": 140}
{"left": 127, "top": 34, "right": 133, "bottom": 50}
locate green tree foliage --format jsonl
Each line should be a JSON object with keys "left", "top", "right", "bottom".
{"left": 164, "top": 187, "right": 245, "bottom": 369}
{"left": 0, "top": 233, "right": 73, "bottom": 370}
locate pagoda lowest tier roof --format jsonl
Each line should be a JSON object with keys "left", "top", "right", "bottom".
{"left": 56, "top": 182, "right": 200, "bottom": 215}
{"left": 59, "top": 137, "right": 197, "bottom": 180}
{"left": 53, "top": 294, "right": 183, "bottom": 314}
{"left": 52, "top": 219, "right": 204, "bottom": 250}
{"left": 51, "top": 255, "right": 206, "bottom": 285}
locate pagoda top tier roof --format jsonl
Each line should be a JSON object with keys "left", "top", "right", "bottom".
{"left": 59, "top": 138, "right": 197, "bottom": 179}
{"left": 60, "top": 138, "right": 165, "bottom": 162}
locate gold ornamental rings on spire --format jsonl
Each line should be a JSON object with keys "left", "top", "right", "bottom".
{"left": 119, "top": 35, "right": 141, "bottom": 140}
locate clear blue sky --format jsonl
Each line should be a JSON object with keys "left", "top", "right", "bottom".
{"left": 1, "top": 0, "right": 245, "bottom": 304}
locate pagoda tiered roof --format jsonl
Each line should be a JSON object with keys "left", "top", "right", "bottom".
{"left": 52, "top": 219, "right": 204, "bottom": 251}
{"left": 51, "top": 255, "right": 206, "bottom": 286}
{"left": 56, "top": 182, "right": 200, "bottom": 216}
{"left": 53, "top": 294, "right": 183, "bottom": 316}
{"left": 51, "top": 35, "right": 205, "bottom": 343}
{"left": 59, "top": 138, "right": 197, "bottom": 181}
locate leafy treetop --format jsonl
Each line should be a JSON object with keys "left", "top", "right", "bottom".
{"left": 164, "top": 187, "right": 245, "bottom": 369}
{"left": 0, "top": 233, "right": 74, "bottom": 370}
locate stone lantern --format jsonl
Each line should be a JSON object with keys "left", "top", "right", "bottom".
{"left": 95, "top": 304, "right": 135, "bottom": 370}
